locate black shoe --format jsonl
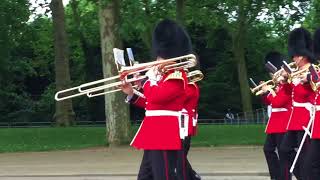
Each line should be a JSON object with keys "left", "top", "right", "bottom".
{"left": 193, "top": 173, "right": 201, "bottom": 180}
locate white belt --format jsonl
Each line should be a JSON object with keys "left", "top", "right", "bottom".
{"left": 145, "top": 110, "right": 188, "bottom": 140}
{"left": 271, "top": 108, "right": 288, "bottom": 112}
{"left": 292, "top": 102, "right": 312, "bottom": 108}
{"left": 314, "top": 105, "right": 320, "bottom": 111}
{"left": 145, "top": 110, "right": 181, "bottom": 117}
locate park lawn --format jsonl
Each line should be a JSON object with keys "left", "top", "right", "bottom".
{"left": 192, "top": 124, "right": 266, "bottom": 147}
{"left": 0, "top": 125, "right": 266, "bottom": 153}
{"left": 0, "top": 127, "right": 107, "bottom": 153}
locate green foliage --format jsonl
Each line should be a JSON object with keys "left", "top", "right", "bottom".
{"left": 0, "top": 0, "right": 317, "bottom": 123}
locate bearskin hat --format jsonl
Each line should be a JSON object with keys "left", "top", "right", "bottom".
{"left": 288, "top": 27, "right": 315, "bottom": 63}
{"left": 152, "top": 19, "right": 192, "bottom": 59}
{"left": 264, "top": 51, "right": 284, "bottom": 71}
{"left": 313, "top": 28, "right": 320, "bottom": 61}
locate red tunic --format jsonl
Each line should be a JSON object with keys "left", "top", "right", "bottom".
{"left": 287, "top": 81, "right": 313, "bottom": 131}
{"left": 262, "top": 83, "right": 292, "bottom": 134}
{"left": 309, "top": 74, "right": 320, "bottom": 139}
{"left": 309, "top": 92, "right": 319, "bottom": 139}
{"left": 184, "top": 82, "right": 200, "bottom": 136}
{"left": 130, "top": 70, "right": 188, "bottom": 150}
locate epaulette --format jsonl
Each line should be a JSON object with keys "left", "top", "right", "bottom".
{"left": 164, "top": 70, "right": 184, "bottom": 81}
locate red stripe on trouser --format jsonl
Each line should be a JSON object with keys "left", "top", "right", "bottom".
{"left": 163, "top": 151, "right": 169, "bottom": 180}
{"left": 285, "top": 162, "right": 288, "bottom": 180}
{"left": 182, "top": 153, "right": 187, "bottom": 180}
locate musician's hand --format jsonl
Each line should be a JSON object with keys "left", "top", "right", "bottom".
{"left": 299, "top": 74, "right": 309, "bottom": 84}
{"left": 120, "top": 82, "right": 134, "bottom": 96}
{"left": 278, "top": 71, "right": 289, "bottom": 84}
{"left": 133, "top": 74, "right": 143, "bottom": 89}
{"left": 259, "top": 81, "right": 270, "bottom": 93}
{"left": 261, "top": 85, "right": 270, "bottom": 93}
{"left": 146, "top": 66, "right": 161, "bottom": 81}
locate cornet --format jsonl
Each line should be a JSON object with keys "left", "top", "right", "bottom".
{"left": 55, "top": 54, "right": 197, "bottom": 101}
{"left": 285, "top": 63, "right": 320, "bottom": 91}
{"left": 250, "top": 62, "right": 296, "bottom": 96}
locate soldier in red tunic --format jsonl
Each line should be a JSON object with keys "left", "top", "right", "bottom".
{"left": 121, "top": 19, "right": 192, "bottom": 180}
{"left": 305, "top": 28, "right": 320, "bottom": 180}
{"left": 279, "top": 27, "right": 315, "bottom": 180}
{"left": 261, "top": 51, "right": 292, "bottom": 180}
{"left": 178, "top": 79, "right": 201, "bottom": 180}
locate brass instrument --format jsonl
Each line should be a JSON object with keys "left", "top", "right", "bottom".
{"left": 286, "top": 64, "right": 310, "bottom": 83}
{"left": 250, "top": 62, "right": 296, "bottom": 96}
{"left": 87, "top": 70, "right": 204, "bottom": 98}
{"left": 250, "top": 80, "right": 275, "bottom": 96}
{"left": 308, "top": 64, "right": 320, "bottom": 91}
{"left": 55, "top": 54, "right": 197, "bottom": 101}
{"left": 188, "top": 70, "right": 204, "bottom": 83}
{"left": 285, "top": 63, "right": 320, "bottom": 91}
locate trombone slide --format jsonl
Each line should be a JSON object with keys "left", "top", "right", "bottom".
{"left": 55, "top": 54, "right": 198, "bottom": 101}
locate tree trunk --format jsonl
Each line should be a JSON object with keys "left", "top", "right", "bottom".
{"left": 50, "top": 0, "right": 75, "bottom": 126}
{"left": 232, "top": 1, "right": 253, "bottom": 115}
{"left": 176, "top": 0, "right": 185, "bottom": 25}
{"left": 141, "top": 0, "right": 152, "bottom": 49}
{"left": 98, "top": 0, "right": 130, "bottom": 146}
{"left": 70, "top": 0, "right": 105, "bottom": 122}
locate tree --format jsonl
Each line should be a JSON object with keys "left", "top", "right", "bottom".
{"left": 176, "top": 0, "right": 185, "bottom": 24}
{"left": 70, "top": 0, "right": 105, "bottom": 122}
{"left": 304, "top": 0, "right": 320, "bottom": 31}
{"left": 231, "top": 0, "right": 251, "bottom": 114}
{"left": 50, "top": 0, "right": 75, "bottom": 126}
{"left": 99, "top": 0, "right": 130, "bottom": 145}
{"left": 185, "top": 0, "right": 311, "bottom": 115}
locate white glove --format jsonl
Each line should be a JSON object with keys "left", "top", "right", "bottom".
{"left": 146, "top": 67, "right": 158, "bottom": 80}
{"left": 292, "top": 77, "right": 301, "bottom": 86}
{"left": 149, "top": 79, "right": 158, "bottom": 86}
{"left": 146, "top": 66, "right": 162, "bottom": 86}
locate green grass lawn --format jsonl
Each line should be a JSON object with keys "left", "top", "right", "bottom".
{"left": 0, "top": 125, "right": 266, "bottom": 153}
{"left": 192, "top": 124, "right": 266, "bottom": 146}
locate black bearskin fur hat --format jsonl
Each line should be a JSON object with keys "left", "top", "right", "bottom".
{"left": 313, "top": 28, "right": 320, "bottom": 61}
{"left": 152, "top": 19, "right": 192, "bottom": 59}
{"left": 288, "top": 27, "right": 315, "bottom": 63}
{"left": 264, "top": 51, "right": 284, "bottom": 70}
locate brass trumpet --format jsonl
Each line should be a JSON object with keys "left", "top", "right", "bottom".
{"left": 55, "top": 54, "right": 197, "bottom": 101}
{"left": 250, "top": 62, "right": 296, "bottom": 96}
{"left": 250, "top": 80, "right": 275, "bottom": 96}
{"left": 285, "top": 63, "right": 320, "bottom": 91}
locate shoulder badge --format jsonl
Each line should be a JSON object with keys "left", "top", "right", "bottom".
{"left": 164, "top": 70, "right": 184, "bottom": 81}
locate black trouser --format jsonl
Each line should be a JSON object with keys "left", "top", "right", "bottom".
{"left": 137, "top": 150, "right": 177, "bottom": 180}
{"left": 306, "top": 139, "right": 320, "bottom": 180}
{"left": 182, "top": 136, "right": 201, "bottom": 180}
{"left": 264, "top": 133, "right": 285, "bottom": 180}
{"left": 279, "top": 130, "right": 311, "bottom": 180}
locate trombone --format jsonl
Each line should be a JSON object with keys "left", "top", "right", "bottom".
{"left": 187, "top": 70, "right": 204, "bottom": 83}
{"left": 87, "top": 70, "right": 204, "bottom": 98}
{"left": 55, "top": 54, "right": 197, "bottom": 101}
